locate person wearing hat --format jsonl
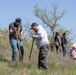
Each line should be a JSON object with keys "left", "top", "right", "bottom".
{"left": 61, "top": 33, "right": 68, "bottom": 57}
{"left": 31, "top": 22, "right": 49, "bottom": 70}
{"left": 9, "top": 18, "right": 24, "bottom": 62}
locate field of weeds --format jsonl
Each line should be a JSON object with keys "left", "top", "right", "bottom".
{"left": 0, "top": 32, "right": 76, "bottom": 75}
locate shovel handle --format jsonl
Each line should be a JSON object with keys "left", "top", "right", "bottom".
{"left": 16, "top": 29, "right": 22, "bottom": 59}
{"left": 29, "top": 38, "right": 34, "bottom": 60}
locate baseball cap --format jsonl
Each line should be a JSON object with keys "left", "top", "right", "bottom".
{"left": 15, "top": 18, "right": 21, "bottom": 23}
{"left": 30, "top": 22, "right": 38, "bottom": 29}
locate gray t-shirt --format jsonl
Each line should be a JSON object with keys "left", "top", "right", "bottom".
{"left": 9, "top": 22, "right": 22, "bottom": 40}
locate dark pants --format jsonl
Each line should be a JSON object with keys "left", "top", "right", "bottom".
{"left": 55, "top": 45, "right": 59, "bottom": 52}
{"left": 10, "top": 39, "right": 24, "bottom": 61}
{"left": 62, "top": 44, "right": 66, "bottom": 57}
{"left": 38, "top": 44, "right": 49, "bottom": 69}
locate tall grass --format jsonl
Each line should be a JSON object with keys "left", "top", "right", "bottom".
{"left": 0, "top": 31, "right": 76, "bottom": 75}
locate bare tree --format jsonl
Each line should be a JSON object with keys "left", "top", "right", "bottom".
{"left": 34, "top": 2, "right": 67, "bottom": 40}
{"left": 34, "top": 2, "right": 68, "bottom": 51}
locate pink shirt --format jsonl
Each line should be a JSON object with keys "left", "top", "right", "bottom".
{"left": 70, "top": 48, "right": 76, "bottom": 59}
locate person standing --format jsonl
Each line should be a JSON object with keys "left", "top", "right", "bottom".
{"left": 54, "top": 32, "right": 61, "bottom": 52}
{"left": 61, "top": 33, "right": 68, "bottom": 57}
{"left": 31, "top": 23, "right": 49, "bottom": 70}
{"left": 9, "top": 18, "right": 24, "bottom": 62}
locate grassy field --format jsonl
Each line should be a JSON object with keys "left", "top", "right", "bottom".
{"left": 0, "top": 33, "right": 76, "bottom": 75}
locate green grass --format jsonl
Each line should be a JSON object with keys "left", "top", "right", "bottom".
{"left": 0, "top": 33, "right": 76, "bottom": 75}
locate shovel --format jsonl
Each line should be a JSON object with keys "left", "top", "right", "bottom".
{"left": 29, "top": 38, "right": 34, "bottom": 61}
{"left": 26, "top": 38, "right": 34, "bottom": 67}
{"left": 16, "top": 28, "right": 22, "bottom": 60}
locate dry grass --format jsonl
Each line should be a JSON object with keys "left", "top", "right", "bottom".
{"left": 0, "top": 31, "right": 76, "bottom": 75}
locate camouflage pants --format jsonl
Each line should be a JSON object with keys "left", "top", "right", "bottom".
{"left": 38, "top": 44, "right": 49, "bottom": 69}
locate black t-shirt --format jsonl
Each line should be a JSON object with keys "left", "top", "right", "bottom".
{"left": 9, "top": 22, "right": 22, "bottom": 40}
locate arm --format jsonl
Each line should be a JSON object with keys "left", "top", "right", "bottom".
{"left": 19, "top": 24, "right": 24, "bottom": 41}
{"left": 20, "top": 30, "right": 24, "bottom": 41}
{"left": 65, "top": 38, "right": 68, "bottom": 44}
{"left": 32, "top": 29, "right": 43, "bottom": 39}
{"left": 33, "top": 33, "right": 43, "bottom": 39}
{"left": 9, "top": 28, "right": 16, "bottom": 34}
{"left": 57, "top": 36, "right": 61, "bottom": 46}
{"left": 61, "top": 36, "right": 65, "bottom": 45}
{"left": 9, "top": 24, "right": 16, "bottom": 34}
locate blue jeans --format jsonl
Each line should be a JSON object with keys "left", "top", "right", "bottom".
{"left": 62, "top": 44, "right": 66, "bottom": 57}
{"left": 10, "top": 39, "right": 24, "bottom": 61}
